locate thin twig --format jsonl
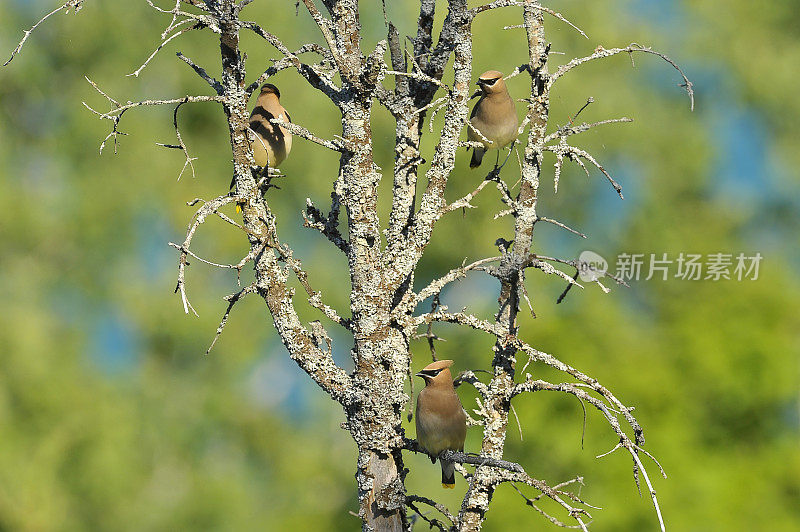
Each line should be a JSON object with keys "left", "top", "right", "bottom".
{"left": 128, "top": 22, "right": 204, "bottom": 77}
{"left": 155, "top": 100, "right": 198, "bottom": 180}
{"left": 549, "top": 43, "right": 694, "bottom": 110}
{"left": 205, "top": 284, "right": 258, "bottom": 354}
{"left": 4, "top": 1, "right": 84, "bottom": 67}
{"left": 469, "top": 0, "right": 588, "bottom": 40}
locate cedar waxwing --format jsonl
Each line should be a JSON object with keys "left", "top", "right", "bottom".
{"left": 468, "top": 70, "right": 518, "bottom": 168}
{"left": 232, "top": 83, "right": 292, "bottom": 190}
{"left": 250, "top": 83, "right": 292, "bottom": 168}
{"left": 415, "top": 359, "right": 467, "bottom": 489}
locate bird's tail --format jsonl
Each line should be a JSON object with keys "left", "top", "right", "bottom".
{"left": 440, "top": 459, "right": 455, "bottom": 489}
{"left": 470, "top": 147, "right": 485, "bottom": 169}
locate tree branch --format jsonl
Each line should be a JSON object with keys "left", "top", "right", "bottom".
{"left": 3, "top": 0, "right": 84, "bottom": 67}
{"left": 549, "top": 43, "right": 694, "bottom": 110}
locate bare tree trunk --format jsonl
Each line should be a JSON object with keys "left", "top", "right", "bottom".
{"left": 459, "top": 5, "right": 549, "bottom": 528}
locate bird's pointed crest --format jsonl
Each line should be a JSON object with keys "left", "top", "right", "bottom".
{"left": 421, "top": 359, "right": 454, "bottom": 371}
{"left": 477, "top": 70, "right": 503, "bottom": 82}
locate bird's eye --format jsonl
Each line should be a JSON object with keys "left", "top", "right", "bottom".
{"left": 481, "top": 78, "right": 499, "bottom": 86}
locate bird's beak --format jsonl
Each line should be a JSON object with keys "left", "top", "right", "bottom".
{"left": 415, "top": 371, "right": 425, "bottom": 378}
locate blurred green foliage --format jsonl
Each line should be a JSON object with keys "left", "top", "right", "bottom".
{"left": 0, "top": 1, "right": 797, "bottom": 530}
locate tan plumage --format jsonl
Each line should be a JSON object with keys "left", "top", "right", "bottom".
{"left": 232, "top": 83, "right": 292, "bottom": 196}
{"left": 249, "top": 83, "right": 292, "bottom": 169}
{"left": 468, "top": 70, "right": 518, "bottom": 168}
{"left": 415, "top": 359, "right": 467, "bottom": 489}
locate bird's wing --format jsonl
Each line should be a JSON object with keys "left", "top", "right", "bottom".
{"left": 249, "top": 107, "right": 275, "bottom": 135}
{"left": 469, "top": 97, "right": 482, "bottom": 119}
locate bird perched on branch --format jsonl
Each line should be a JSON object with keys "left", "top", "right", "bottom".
{"left": 415, "top": 359, "right": 467, "bottom": 489}
{"left": 468, "top": 70, "right": 518, "bottom": 168}
{"left": 232, "top": 83, "right": 292, "bottom": 192}
{"left": 250, "top": 83, "right": 292, "bottom": 169}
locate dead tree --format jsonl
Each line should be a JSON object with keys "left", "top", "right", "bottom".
{"left": 5, "top": 1, "right": 693, "bottom": 530}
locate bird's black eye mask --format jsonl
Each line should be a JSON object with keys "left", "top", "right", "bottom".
{"left": 479, "top": 77, "right": 501, "bottom": 86}
{"left": 418, "top": 368, "right": 443, "bottom": 378}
